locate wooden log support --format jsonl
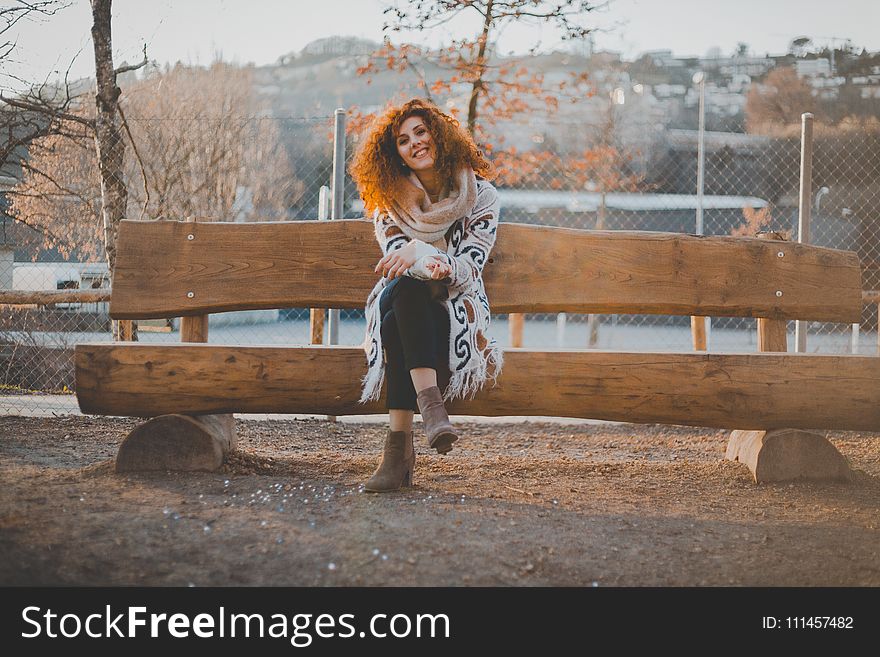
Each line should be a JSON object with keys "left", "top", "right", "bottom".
{"left": 725, "top": 232, "right": 852, "bottom": 482}
{"left": 725, "top": 429, "right": 852, "bottom": 483}
{"left": 116, "top": 413, "right": 235, "bottom": 472}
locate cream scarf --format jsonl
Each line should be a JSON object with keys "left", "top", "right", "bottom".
{"left": 387, "top": 166, "right": 477, "bottom": 249}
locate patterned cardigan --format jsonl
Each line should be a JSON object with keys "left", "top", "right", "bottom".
{"left": 358, "top": 178, "right": 504, "bottom": 404}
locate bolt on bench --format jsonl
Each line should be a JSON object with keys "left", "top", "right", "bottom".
{"left": 75, "top": 218, "right": 876, "bottom": 482}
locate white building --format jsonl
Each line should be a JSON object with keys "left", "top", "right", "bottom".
{"left": 795, "top": 58, "right": 831, "bottom": 78}
{"left": 642, "top": 50, "right": 686, "bottom": 68}
{"left": 12, "top": 262, "right": 109, "bottom": 292}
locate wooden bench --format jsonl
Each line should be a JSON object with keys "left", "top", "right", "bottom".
{"left": 75, "top": 218, "right": 876, "bottom": 482}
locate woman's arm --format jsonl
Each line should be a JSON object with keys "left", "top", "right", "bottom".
{"left": 373, "top": 212, "right": 419, "bottom": 278}
{"left": 374, "top": 212, "right": 410, "bottom": 257}
{"left": 407, "top": 251, "right": 453, "bottom": 281}
{"left": 373, "top": 211, "right": 454, "bottom": 281}
{"left": 407, "top": 182, "right": 500, "bottom": 292}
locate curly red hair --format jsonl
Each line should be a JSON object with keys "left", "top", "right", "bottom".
{"left": 350, "top": 98, "right": 495, "bottom": 216}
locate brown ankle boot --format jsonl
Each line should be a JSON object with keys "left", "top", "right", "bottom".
{"left": 416, "top": 385, "right": 458, "bottom": 455}
{"left": 364, "top": 430, "right": 414, "bottom": 492}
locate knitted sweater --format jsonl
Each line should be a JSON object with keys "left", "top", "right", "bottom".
{"left": 358, "top": 178, "right": 504, "bottom": 404}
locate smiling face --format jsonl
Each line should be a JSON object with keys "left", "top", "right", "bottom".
{"left": 395, "top": 115, "right": 436, "bottom": 172}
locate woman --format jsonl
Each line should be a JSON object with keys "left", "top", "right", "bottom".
{"left": 350, "top": 98, "right": 504, "bottom": 493}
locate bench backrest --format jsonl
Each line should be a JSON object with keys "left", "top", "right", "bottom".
{"left": 109, "top": 219, "right": 863, "bottom": 323}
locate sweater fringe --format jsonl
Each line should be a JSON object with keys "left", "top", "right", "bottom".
{"left": 442, "top": 340, "right": 504, "bottom": 403}
{"left": 358, "top": 360, "right": 385, "bottom": 404}
{"left": 359, "top": 338, "right": 505, "bottom": 406}
{"left": 357, "top": 283, "right": 385, "bottom": 404}
{"left": 357, "top": 280, "right": 505, "bottom": 406}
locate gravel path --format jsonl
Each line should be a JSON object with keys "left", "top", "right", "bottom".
{"left": 1, "top": 415, "right": 878, "bottom": 586}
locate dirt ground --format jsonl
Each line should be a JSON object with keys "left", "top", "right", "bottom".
{"left": 1, "top": 414, "right": 879, "bottom": 586}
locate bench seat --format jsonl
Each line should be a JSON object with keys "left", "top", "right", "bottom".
{"left": 76, "top": 343, "right": 880, "bottom": 431}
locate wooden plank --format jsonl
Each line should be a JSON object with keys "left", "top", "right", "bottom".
{"left": 310, "top": 308, "right": 325, "bottom": 344}
{"left": 108, "top": 220, "right": 862, "bottom": 322}
{"left": 138, "top": 319, "right": 172, "bottom": 333}
{"left": 758, "top": 319, "right": 788, "bottom": 352}
{"left": 691, "top": 316, "right": 707, "bottom": 350}
{"left": 509, "top": 313, "right": 524, "bottom": 347}
{"left": 180, "top": 314, "right": 209, "bottom": 343}
{"left": 115, "top": 319, "right": 135, "bottom": 342}
{"left": 75, "top": 344, "right": 880, "bottom": 431}
{"left": 0, "top": 289, "right": 111, "bottom": 305}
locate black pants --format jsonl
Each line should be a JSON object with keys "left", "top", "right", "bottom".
{"left": 379, "top": 276, "right": 451, "bottom": 411}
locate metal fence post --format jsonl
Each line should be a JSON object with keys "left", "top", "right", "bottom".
{"left": 695, "top": 72, "right": 706, "bottom": 237}
{"left": 796, "top": 112, "right": 814, "bottom": 353}
{"left": 319, "top": 184, "right": 331, "bottom": 221}
{"left": 691, "top": 71, "right": 709, "bottom": 351}
{"left": 328, "top": 108, "right": 346, "bottom": 346}
{"left": 318, "top": 184, "right": 336, "bottom": 423}
{"left": 310, "top": 186, "right": 331, "bottom": 346}
{"left": 556, "top": 312, "right": 567, "bottom": 347}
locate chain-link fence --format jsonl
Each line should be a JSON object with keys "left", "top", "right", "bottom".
{"left": 2, "top": 109, "right": 879, "bottom": 416}
{"left": 486, "top": 116, "right": 880, "bottom": 358}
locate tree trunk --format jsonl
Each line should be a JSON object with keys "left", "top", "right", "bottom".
{"left": 90, "top": 0, "right": 136, "bottom": 341}
{"left": 466, "top": 0, "right": 494, "bottom": 134}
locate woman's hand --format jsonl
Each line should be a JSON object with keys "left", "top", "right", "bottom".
{"left": 375, "top": 240, "right": 418, "bottom": 278}
{"left": 426, "top": 257, "right": 452, "bottom": 280}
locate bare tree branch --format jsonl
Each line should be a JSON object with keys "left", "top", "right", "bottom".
{"left": 5, "top": 208, "right": 69, "bottom": 246}
{"left": 0, "top": 94, "right": 95, "bottom": 129}
{"left": 0, "top": 2, "right": 63, "bottom": 25}
{"left": 366, "top": 1, "right": 598, "bottom": 132}
{"left": 1, "top": 1, "right": 69, "bottom": 38}
{"left": 1, "top": 1, "right": 70, "bottom": 76}
{"left": 19, "top": 160, "right": 94, "bottom": 206}
{"left": 114, "top": 44, "right": 149, "bottom": 76}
